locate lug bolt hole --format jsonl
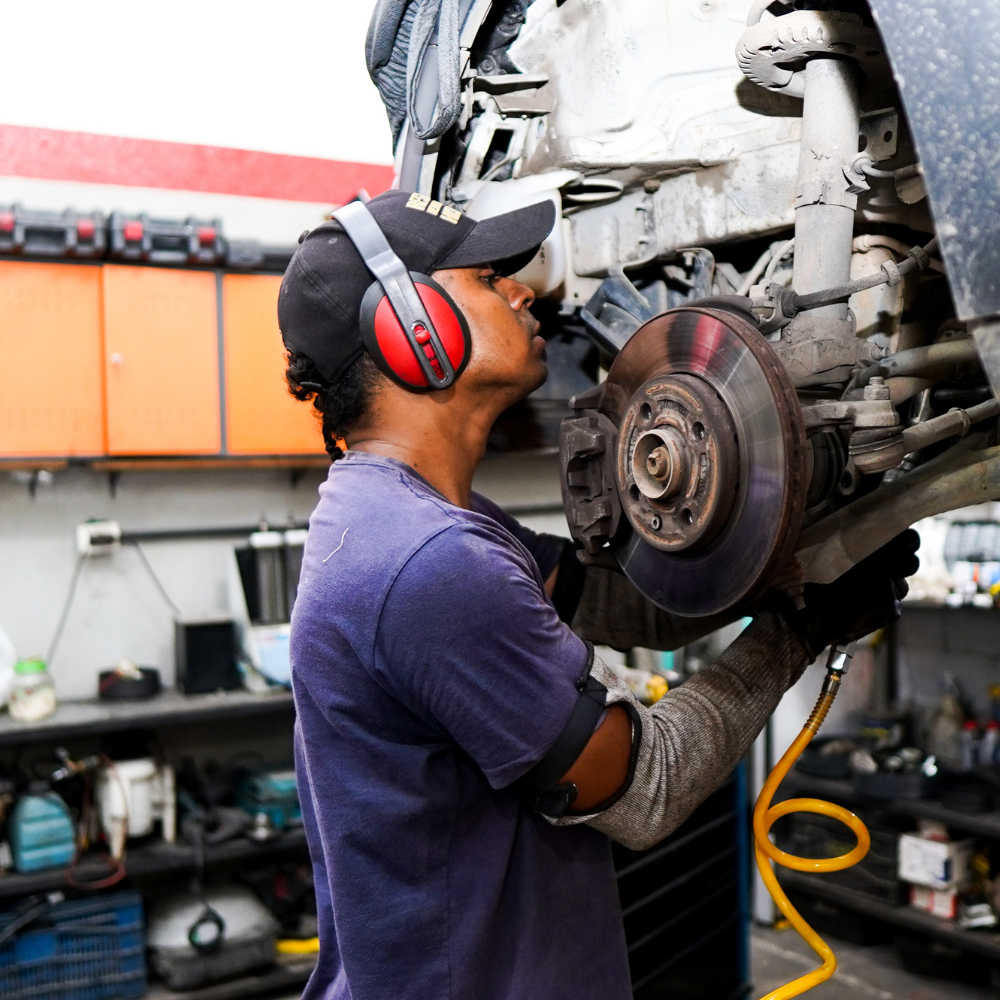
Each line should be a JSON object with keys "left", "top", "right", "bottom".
{"left": 681, "top": 508, "right": 694, "bottom": 526}
{"left": 692, "top": 421, "right": 705, "bottom": 441}
{"left": 651, "top": 515, "right": 662, "bottom": 531}
{"left": 640, "top": 403, "right": 653, "bottom": 423}
{"left": 629, "top": 484, "right": 641, "bottom": 503}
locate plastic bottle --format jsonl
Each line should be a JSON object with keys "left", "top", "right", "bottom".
{"left": 8, "top": 659, "right": 56, "bottom": 722}
{"left": 0, "top": 624, "right": 16, "bottom": 707}
{"left": 960, "top": 720, "right": 980, "bottom": 772}
{"left": 980, "top": 720, "right": 1000, "bottom": 766}
{"left": 926, "top": 689, "right": 966, "bottom": 769}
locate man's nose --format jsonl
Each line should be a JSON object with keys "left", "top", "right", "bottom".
{"left": 501, "top": 277, "right": 535, "bottom": 312}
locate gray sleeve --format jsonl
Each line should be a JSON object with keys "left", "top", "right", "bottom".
{"left": 570, "top": 564, "right": 745, "bottom": 651}
{"left": 549, "top": 611, "right": 811, "bottom": 851}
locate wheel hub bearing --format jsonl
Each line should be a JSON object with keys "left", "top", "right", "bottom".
{"left": 619, "top": 373, "right": 739, "bottom": 552}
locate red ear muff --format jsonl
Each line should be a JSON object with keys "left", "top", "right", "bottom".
{"left": 359, "top": 273, "right": 471, "bottom": 391}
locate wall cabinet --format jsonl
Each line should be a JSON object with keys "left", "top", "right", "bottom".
{"left": 0, "top": 261, "right": 325, "bottom": 462}
{"left": 103, "top": 266, "right": 221, "bottom": 455}
{"left": 0, "top": 261, "right": 105, "bottom": 457}
{"left": 223, "top": 274, "right": 323, "bottom": 455}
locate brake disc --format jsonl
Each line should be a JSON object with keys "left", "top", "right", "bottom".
{"left": 599, "top": 306, "right": 808, "bottom": 617}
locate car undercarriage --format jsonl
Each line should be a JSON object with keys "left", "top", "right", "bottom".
{"left": 368, "top": 0, "right": 1000, "bottom": 618}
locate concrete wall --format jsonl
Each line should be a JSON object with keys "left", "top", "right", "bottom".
{"left": 0, "top": 453, "right": 568, "bottom": 702}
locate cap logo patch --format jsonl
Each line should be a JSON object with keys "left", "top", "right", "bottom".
{"left": 405, "top": 192, "right": 463, "bottom": 225}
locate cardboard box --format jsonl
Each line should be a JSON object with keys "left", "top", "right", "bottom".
{"left": 898, "top": 833, "right": 973, "bottom": 890}
{"left": 909, "top": 884, "right": 958, "bottom": 919}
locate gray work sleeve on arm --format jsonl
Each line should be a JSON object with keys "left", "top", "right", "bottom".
{"left": 570, "top": 564, "right": 744, "bottom": 651}
{"left": 549, "top": 611, "right": 811, "bottom": 852}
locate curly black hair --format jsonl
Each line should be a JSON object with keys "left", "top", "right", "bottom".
{"left": 285, "top": 350, "right": 383, "bottom": 460}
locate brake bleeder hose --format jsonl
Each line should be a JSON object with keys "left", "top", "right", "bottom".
{"left": 753, "top": 645, "right": 871, "bottom": 1000}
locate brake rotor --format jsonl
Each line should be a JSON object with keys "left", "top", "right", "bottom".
{"left": 600, "top": 306, "right": 808, "bottom": 617}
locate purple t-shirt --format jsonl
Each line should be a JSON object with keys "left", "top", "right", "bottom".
{"left": 291, "top": 453, "right": 631, "bottom": 1000}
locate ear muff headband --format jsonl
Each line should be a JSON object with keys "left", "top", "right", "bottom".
{"left": 332, "top": 201, "right": 470, "bottom": 391}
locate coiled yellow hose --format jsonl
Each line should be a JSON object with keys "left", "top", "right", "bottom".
{"left": 753, "top": 647, "right": 871, "bottom": 1000}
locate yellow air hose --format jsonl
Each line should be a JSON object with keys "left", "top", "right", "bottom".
{"left": 753, "top": 645, "right": 871, "bottom": 1000}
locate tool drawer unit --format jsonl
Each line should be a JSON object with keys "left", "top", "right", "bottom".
{"left": 614, "top": 766, "right": 750, "bottom": 1000}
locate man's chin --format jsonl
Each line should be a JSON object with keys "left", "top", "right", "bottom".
{"left": 505, "top": 362, "right": 549, "bottom": 406}
{"left": 526, "top": 359, "right": 548, "bottom": 395}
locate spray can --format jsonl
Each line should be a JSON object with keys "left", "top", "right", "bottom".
{"left": 961, "top": 720, "right": 980, "bottom": 772}
{"left": 981, "top": 720, "right": 1000, "bottom": 766}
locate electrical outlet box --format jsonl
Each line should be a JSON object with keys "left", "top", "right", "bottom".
{"left": 76, "top": 520, "right": 122, "bottom": 556}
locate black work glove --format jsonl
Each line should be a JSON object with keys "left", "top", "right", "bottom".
{"left": 777, "top": 529, "right": 920, "bottom": 660}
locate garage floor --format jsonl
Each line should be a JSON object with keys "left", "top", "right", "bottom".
{"left": 752, "top": 924, "right": 997, "bottom": 999}
{"left": 271, "top": 927, "right": 998, "bottom": 999}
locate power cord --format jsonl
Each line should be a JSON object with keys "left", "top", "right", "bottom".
{"left": 124, "top": 539, "right": 182, "bottom": 618}
{"left": 45, "top": 554, "right": 87, "bottom": 667}
{"left": 46, "top": 540, "right": 182, "bottom": 670}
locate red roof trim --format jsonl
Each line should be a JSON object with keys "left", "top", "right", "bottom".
{"left": 0, "top": 124, "right": 394, "bottom": 204}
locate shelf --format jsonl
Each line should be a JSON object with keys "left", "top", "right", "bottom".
{"left": 780, "top": 770, "right": 1000, "bottom": 839}
{"left": 903, "top": 600, "right": 997, "bottom": 613}
{"left": 0, "top": 689, "right": 294, "bottom": 746}
{"left": 777, "top": 772, "right": 855, "bottom": 801}
{"left": 0, "top": 828, "right": 308, "bottom": 900}
{"left": 780, "top": 870, "right": 1000, "bottom": 962}
{"left": 145, "top": 956, "right": 316, "bottom": 1000}
{"left": 890, "top": 799, "right": 1000, "bottom": 838}
{"left": 0, "top": 460, "right": 68, "bottom": 472}
{"left": 91, "top": 458, "right": 328, "bottom": 472}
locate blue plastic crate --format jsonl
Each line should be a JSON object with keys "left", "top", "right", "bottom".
{"left": 0, "top": 892, "right": 145, "bottom": 1000}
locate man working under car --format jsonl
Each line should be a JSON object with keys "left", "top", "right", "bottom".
{"left": 279, "top": 190, "right": 918, "bottom": 1000}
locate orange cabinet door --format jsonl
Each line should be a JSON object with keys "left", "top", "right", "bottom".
{"left": 103, "top": 265, "right": 221, "bottom": 455}
{"left": 222, "top": 273, "right": 324, "bottom": 455}
{"left": 0, "top": 261, "right": 105, "bottom": 457}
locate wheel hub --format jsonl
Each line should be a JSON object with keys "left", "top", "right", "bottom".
{"left": 619, "top": 374, "right": 739, "bottom": 552}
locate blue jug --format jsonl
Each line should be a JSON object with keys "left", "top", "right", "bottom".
{"left": 10, "top": 791, "right": 76, "bottom": 872}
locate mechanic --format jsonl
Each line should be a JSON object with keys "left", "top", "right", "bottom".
{"left": 278, "top": 189, "right": 918, "bottom": 1000}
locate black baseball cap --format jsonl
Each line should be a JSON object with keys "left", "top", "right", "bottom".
{"left": 278, "top": 189, "right": 556, "bottom": 382}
